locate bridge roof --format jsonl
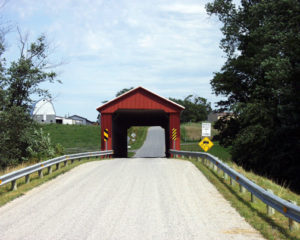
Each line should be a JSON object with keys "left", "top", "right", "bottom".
{"left": 97, "top": 86, "right": 184, "bottom": 114}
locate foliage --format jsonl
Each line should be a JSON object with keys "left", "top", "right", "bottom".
{"left": 26, "top": 128, "right": 56, "bottom": 161}
{"left": 0, "top": 30, "right": 60, "bottom": 169}
{"left": 0, "top": 106, "right": 35, "bottom": 168}
{"left": 206, "top": 0, "right": 300, "bottom": 191}
{"left": 170, "top": 95, "right": 211, "bottom": 123}
{"left": 116, "top": 87, "right": 134, "bottom": 97}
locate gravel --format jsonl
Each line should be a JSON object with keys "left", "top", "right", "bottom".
{"left": 0, "top": 158, "right": 265, "bottom": 240}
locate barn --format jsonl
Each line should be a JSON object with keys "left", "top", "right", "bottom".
{"left": 31, "top": 99, "right": 56, "bottom": 124}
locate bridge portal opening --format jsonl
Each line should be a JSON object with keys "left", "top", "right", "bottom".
{"left": 128, "top": 126, "right": 166, "bottom": 158}
{"left": 112, "top": 110, "right": 169, "bottom": 158}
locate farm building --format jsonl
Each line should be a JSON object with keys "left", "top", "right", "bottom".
{"left": 31, "top": 99, "right": 56, "bottom": 123}
{"left": 68, "top": 115, "right": 94, "bottom": 125}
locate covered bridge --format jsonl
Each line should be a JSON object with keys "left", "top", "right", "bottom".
{"left": 96, "top": 87, "right": 184, "bottom": 158}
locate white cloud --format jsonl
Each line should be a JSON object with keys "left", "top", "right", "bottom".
{"left": 2, "top": 0, "right": 225, "bottom": 120}
{"left": 160, "top": 3, "right": 206, "bottom": 14}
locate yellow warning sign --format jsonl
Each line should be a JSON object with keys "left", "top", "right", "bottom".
{"left": 172, "top": 128, "right": 177, "bottom": 140}
{"left": 104, "top": 128, "right": 109, "bottom": 142}
{"left": 199, "top": 137, "right": 214, "bottom": 152}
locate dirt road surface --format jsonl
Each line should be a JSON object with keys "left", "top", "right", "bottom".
{"left": 0, "top": 158, "right": 264, "bottom": 240}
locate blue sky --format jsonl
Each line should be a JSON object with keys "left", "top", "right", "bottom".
{"left": 1, "top": 0, "right": 226, "bottom": 121}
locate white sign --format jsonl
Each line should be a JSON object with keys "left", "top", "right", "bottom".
{"left": 202, "top": 123, "right": 211, "bottom": 137}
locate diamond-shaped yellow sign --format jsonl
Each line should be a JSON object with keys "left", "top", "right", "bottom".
{"left": 199, "top": 137, "right": 214, "bottom": 152}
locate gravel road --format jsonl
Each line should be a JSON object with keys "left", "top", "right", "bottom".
{"left": 0, "top": 158, "right": 264, "bottom": 240}
{"left": 134, "top": 126, "right": 166, "bottom": 158}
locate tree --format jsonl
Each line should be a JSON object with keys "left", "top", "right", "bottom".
{"left": 116, "top": 87, "right": 134, "bottom": 97}
{"left": 170, "top": 95, "right": 211, "bottom": 123}
{"left": 206, "top": 0, "right": 300, "bottom": 191}
{"left": 0, "top": 30, "right": 61, "bottom": 168}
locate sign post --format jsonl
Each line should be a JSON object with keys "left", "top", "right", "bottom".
{"left": 199, "top": 123, "right": 213, "bottom": 152}
{"left": 104, "top": 128, "right": 109, "bottom": 151}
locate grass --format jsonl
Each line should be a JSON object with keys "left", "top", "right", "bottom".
{"left": 181, "top": 121, "right": 218, "bottom": 142}
{"left": 0, "top": 157, "right": 107, "bottom": 207}
{"left": 41, "top": 124, "right": 101, "bottom": 153}
{"left": 127, "top": 126, "right": 148, "bottom": 157}
{"left": 182, "top": 157, "right": 300, "bottom": 240}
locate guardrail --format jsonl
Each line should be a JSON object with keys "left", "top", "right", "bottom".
{"left": 0, "top": 150, "right": 113, "bottom": 191}
{"left": 170, "top": 149, "right": 300, "bottom": 230}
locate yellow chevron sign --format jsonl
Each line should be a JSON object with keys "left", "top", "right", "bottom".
{"left": 172, "top": 128, "right": 177, "bottom": 140}
{"left": 199, "top": 137, "right": 213, "bottom": 152}
{"left": 104, "top": 128, "right": 109, "bottom": 142}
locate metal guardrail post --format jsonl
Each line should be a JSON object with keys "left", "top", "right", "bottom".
{"left": 25, "top": 174, "right": 30, "bottom": 184}
{"left": 11, "top": 180, "right": 17, "bottom": 191}
{"left": 289, "top": 201, "right": 299, "bottom": 231}
{"left": 251, "top": 192, "right": 256, "bottom": 203}
{"left": 240, "top": 184, "right": 246, "bottom": 193}
{"left": 267, "top": 189, "right": 275, "bottom": 216}
{"left": 38, "top": 170, "right": 43, "bottom": 179}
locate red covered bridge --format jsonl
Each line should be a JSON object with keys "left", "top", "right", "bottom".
{"left": 96, "top": 87, "right": 184, "bottom": 158}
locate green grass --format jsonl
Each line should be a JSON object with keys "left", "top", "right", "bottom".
{"left": 182, "top": 157, "right": 300, "bottom": 240}
{"left": 0, "top": 157, "right": 107, "bottom": 207}
{"left": 41, "top": 124, "right": 101, "bottom": 153}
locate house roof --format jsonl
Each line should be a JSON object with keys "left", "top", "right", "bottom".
{"left": 68, "top": 115, "right": 93, "bottom": 123}
{"left": 97, "top": 86, "right": 185, "bottom": 113}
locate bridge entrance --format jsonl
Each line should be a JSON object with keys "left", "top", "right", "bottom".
{"left": 97, "top": 87, "right": 184, "bottom": 158}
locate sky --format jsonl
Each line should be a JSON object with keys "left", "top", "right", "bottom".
{"left": 1, "top": 0, "right": 226, "bottom": 121}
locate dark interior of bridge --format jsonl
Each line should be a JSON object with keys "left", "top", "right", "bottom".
{"left": 112, "top": 109, "right": 170, "bottom": 158}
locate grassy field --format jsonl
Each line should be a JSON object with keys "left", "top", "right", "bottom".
{"left": 181, "top": 121, "right": 218, "bottom": 142}
{"left": 41, "top": 124, "right": 101, "bottom": 154}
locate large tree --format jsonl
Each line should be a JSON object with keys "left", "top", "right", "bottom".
{"left": 206, "top": 0, "right": 300, "bottom": 191}
{"left": 170, "top": 95, "right": 211, "bottom": 123}
{"left": 0, "top": 30, "right": 60, "bottom": 168}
